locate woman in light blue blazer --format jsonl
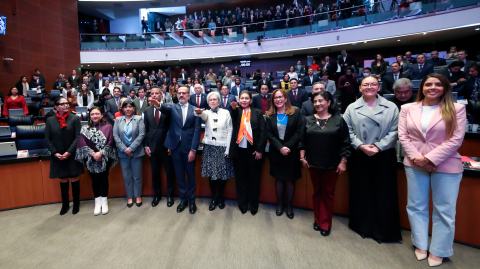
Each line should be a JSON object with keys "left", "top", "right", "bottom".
{"left": 113, "top": 100, "right": 146, "bottom": 208}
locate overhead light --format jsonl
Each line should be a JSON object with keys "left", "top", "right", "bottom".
{"left": 475, "top": 28, "right": 480, "bottom": 31}
{"left": 423, "top": 32, "right": 427, "bottom": 35}
{"left": 88, "top": 65, "right": 90, "bottom": 66}
{"left": 127, "top": 64, "right": 129, "bottom": 65}
{"left": 364, "top": 41, "right": 368, "bottom": 43}
{"left": 110, "top": 62, "right": 112, "bottom": 64}
{"left": 397, "top": 40, "right": 401, "bottom": 42}
{"left": 113, "top": 67, "right": 115, "bottom": 68}
{"left": 172, "top": 9, "right": 174, "bottom": 11}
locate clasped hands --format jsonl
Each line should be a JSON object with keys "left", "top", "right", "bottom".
{"left": 55, "top": 152, "right": 71, "bottom": 160}
{"left": 412, "top": 156, "right": 436, "bottom": 172}
{"left": 359, "top": 144, "right": 380, "bottom": 157}
{"left": 90, "top": 151, "right": 103, "bottom": 162}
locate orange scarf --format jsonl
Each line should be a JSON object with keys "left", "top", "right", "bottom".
{"left": 236, "top": 108, "right": 253, "bottom": 145}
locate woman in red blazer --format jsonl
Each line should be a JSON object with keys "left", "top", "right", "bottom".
{"left": 398, "top": 73, "right": 466, "bottom": 267}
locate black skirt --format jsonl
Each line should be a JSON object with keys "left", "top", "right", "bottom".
{"left": 50, "top": 156, "right": 85, "bottom": 179}
{"left": 269, "top": 153, "right": 302, "bottom": 181}
{"left": 347, "top": 148, "right": 402, "bottom": 242}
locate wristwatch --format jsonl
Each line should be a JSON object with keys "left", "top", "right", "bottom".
{"left": 341, "top": 158, "right": 348, "bottom": 163}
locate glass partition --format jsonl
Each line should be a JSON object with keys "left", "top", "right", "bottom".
{"left": 80, "top": 0, "right": 480, "bottom": 51}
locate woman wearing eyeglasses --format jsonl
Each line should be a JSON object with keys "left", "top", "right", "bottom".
{"left": 342, "top": 76, "right": 402, "bottom": 243}
{"left": 45, "top": 97, "right": 85, "bottom": 215}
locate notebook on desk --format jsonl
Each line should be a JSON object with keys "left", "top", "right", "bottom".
{"left": 0, "top": 142, "right": 17, "bottom": 157}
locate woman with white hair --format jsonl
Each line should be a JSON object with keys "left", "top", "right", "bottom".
{"left": 194, "top": 91, "right": 234, "bottom": 211}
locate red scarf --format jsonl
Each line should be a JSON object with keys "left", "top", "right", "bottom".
{"left": 56, "top": 111, "right": 69, "bottom": 129}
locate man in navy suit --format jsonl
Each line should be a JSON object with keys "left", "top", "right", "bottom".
{"left": 252, "top": 84, "right": 271, "bottom": 114}
{"left": 287, "top": 78, "right": 308, "bottom": 109}
{"left": 159, "top": 86, "right": 201, "bottom": 214}
{"left": 302, "top": 68, "right": 320, "bottom": 87}
{"left": 188, "top": 84, "right": 209, "bottom": 109}
{"left": 427, "top": 50, "right": 447, "bottom": 67}
{"left": 230, "top": 77, "right": 245, "bottom": 98}
{"left": 410, "top": 54, "right": 434, "bottom": 80}
{"left": 219, "top": 85, "right": 236, "bottom": 112}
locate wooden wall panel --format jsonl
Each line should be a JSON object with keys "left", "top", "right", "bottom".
{"left": 0, "top": 0, "right": 80, "bottom": 97}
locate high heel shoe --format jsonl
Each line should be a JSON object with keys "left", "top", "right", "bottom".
{"left": 414, "top": 248, "right": 427, "bottom": 261}
{"left": 428, "top": 255, "right": 443, "bottom": 267}
{"left": 286, "top": 207, "right": 294, "bottom": 219}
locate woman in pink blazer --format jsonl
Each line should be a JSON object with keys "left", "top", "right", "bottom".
{"left": 398, "top": 73, "right": 466, "bottom": 267}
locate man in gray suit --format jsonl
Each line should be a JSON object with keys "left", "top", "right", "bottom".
{"left": 160, "top": 85, "right": 173, "bottom": 104}
{"left": 123, "top": 76, "right": 134, "bottom": 93}
{"left": 319, "top": 72, "right": 336, "bottom": 96}
{"left": 222, "top": 70, "right": 232, "bottom": 86}
{"left": 106, "top": 87, "right": 121, "bottom": 125}
{"left": 134, "top": 87, "right": 148, "bottom": 115}
{"left": 129, "top": 73, "right": 137, "bottom": 86}
{"left": 301, "top": 82, "right": 339, "bottom": 118}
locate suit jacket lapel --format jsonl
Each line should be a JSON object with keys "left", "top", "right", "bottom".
{"left": 409, "top": 102, "right": 423, "bottom": 134}
{"left": 272, "top": 112, "right": 279, "bottom": 137}
{"left": 175, "top": 104, "right": 184, "bottom": 128}
{"left": 426, "top": 105, "right": 443, "bottom": 134}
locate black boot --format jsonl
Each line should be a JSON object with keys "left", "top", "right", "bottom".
{"left": 71, "top": 180, "right": 80, "bottom": 215}
{"left": 60, "top": 182, "right": 70, "bottom": 215}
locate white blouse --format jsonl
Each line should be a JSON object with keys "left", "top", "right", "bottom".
{"left": 76, "top": 91, "right": 95, "bottom": 109}
{"left": 421, "top": 105, "right": 437, "bottom": 138}
{"left": 287, "top": 72, "right": 298, "bottom": 80}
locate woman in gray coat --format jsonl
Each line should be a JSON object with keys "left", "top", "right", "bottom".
{"left": 113, "top": 100, "right": 145, "bottom": 208}
{"left": 342, "top": 76, "right": 402, "bottom": 244}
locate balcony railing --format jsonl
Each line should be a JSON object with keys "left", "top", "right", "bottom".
{"left": 80, "top": 0, "right": 480, "bottom": 51}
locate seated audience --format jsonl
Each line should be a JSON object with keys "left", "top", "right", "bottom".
{"left": 222, "top": 70, "right": 233, "bottom": 86}
{"left": 446, "top": 46, "right": 458, "bottom": 59}
{"left": 123, "top": 77, "right": 134, "bottom": 93}
{"left": 437, "top": 61, "right": 467, "bottom": 91}
{"left": 382, "top": 62, "right": 412, "bottom": 94}
{"left": 464, "top": 65, "right": 480, "bottom": 100}
{"left": 303, "top": 68, "right": 320, "bottom": 87}
{"left": 280, "top": 74, "right": 291, "bottom": 91}
{"left": 310, "top": 59, "right": 320, "bottom": 72}
{"left": 205, "top": 69, "right": 217, "bottom": 82}
{"left": 256, "top": 72, "right": 272, "bottom": 92}
{"left": 396, "top": 55, "right": 410, "bottom": 73}
{"left": 287, "top": 66, "right": 299, "bottom": 81}
{"left": 160, "top": 84, "right": 173, "bottom": 104}
{"left": 2, "top": 87, "right": 29, "bottom": 116}
{"left": 405, "top": 51, "right": 417, "bottom": 64}
{"left": 294, "top": 61, "right": 305, "bottom": 73}
{"left": 252, "top": 84, "right": 271, "bottom": 114}
{"left": 53, "top": 75, "right": 66, "bottom": 91}
{"left": 427, "top": 50, "right": 447, "bottom": 66}
{"left": 457, "top": 50, "right": 476, "bottom": 71}
{"left": 287, "top": 78, "right": 308, "bottom": 109}
{"left": 410, "top": 54, "right": 434, "bottom": 80}
{"left": 389, "top": 78, "right": 415, "bottom": 110}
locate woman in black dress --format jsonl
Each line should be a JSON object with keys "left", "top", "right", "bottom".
{"left": 229, "top": 90, "right": 267, "bottom": 216}
{"left": 45, "top": 97, "right": 85, "bottom": 215}
{"left": 266, "top": 89, "right": 303, "bottom": 219}
{"left": 299, "top": 91, "right": 351, "bottom": 236}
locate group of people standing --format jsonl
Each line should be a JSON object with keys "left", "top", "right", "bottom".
{"left": 44, "top": 71, "right": 465, "bottom": 266}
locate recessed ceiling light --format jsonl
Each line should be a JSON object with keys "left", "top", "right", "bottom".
{"left": 110, "top": 62, "right": 112, "bottom": 64}
{"left": 364, "top": 41, "right": 368, "bottom": 43}
{"left": 475, "top": 28, "right": 480, "bottom": 31}
{"left": 423, "top": 32, "right": 427, "bottom": 35}
{"left": 113, "top": 67, "right": 115, "bottom": 68}
{"left": 88, "top": 65, "right": 90, "bottom": 66}
{"left": 127, "top": 64, "right": 129, "bottom": 65}
{"left": 397, "top": 40, "right": 401, "bottom": 42}
{"left": 172, "top": 9, "right": 174, "bottom": 11}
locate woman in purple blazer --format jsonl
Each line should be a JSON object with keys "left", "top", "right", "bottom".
{"left": 398, "top": 73, "right": 466, "bottom": 267}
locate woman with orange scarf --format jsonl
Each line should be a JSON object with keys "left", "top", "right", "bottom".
{"left": 229, "top": 90, "right": 267, "bottom": 216}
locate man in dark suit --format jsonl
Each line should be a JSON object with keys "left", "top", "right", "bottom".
{"left": 68, "top": 70, "right": 81, "bottom": 89}
{"left": 53, "top": 76, "right": 66, "bottom": 91}
{"left": 159, "top": 86, "right": 201, "bottom": 214}
{"left": 133, "top": 87, "right": 149, "bottom": 115}
{"left": 294, "top": 61, "right": 305, "bottom": 74}
{"left": 219, "top": 85, "right": 236, "bottom": 112}
{"left": 255, "top": 72, "right": 272, "bottom": 93}
{"left": 132, "top": 69, "right": 140, "bottom": 81}
{"left": 178, "top": 69, "right": 189, "bottom": 81}
{"left": 301, "top": 82, "right": 339, "bottom": 118}
{"left": 457, "top": 50, "right": 476, "bottom": 72}
{"left": 405, "top": 51, "right": 417, "bottom": 64}
{"left": 252, "top": 84, "right": 271, "bottom": 114}
{"left": 105, "top": 87, "right": 121, "bottom": 125}
{"left": 410, "top": 54, "right": 434, "bottom": 80}
{"left": 322, "top": 56, "right": 337, "bottom": 80}
{"left": 252, "top": 69, "right": 262, "bottom": 81}
{"left": 287, "top": 78, "right": 308, "bottom": 109}
{"left": 94, "top": 73, "right": 107, "bottom": 90}
{"left": 302, "top": 68, "right": 320, "bottom": 87}
{"left": 232, "top": 66, "right": 242, "bottom": 77}
{"left": 382, "top": 62, "right": 412, "bottom": 94}
{"left": 437, "top": 61, "right": 467, "bottom": 90}
{"left": 154, "top": 18, "right": 162, "bottom": 32}
{"left": 230, "top": 77, "right": 245, "bottom": 98}
{"left": 159, "top": 74, "right": 170, "bottom": 87}
{"left": 81, "top": 76, "right": 95, "bottom": 93}
{"left": 31, "top": 74, "right": 45, "bottom": 89}
{"left": 188, "top": 85, "right": 209, "bottom": 109}
{"left": 143, "top": 87, "right": 176, "bottom": 208}
{"left": 427, "top": 50, "right": 447, "bottom": 67}
{"left": 339, "top": 50, "right": 354, "bottom": 71}
{"left": 218, "top": 64, "right": 226, "bottom": 78}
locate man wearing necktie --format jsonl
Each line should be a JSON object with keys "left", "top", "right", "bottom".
{"left": 143, "top": 88, "right": 176, "bottom": 208}
{"left": 303, "top": 68, "right": 319, "bottom": 87}
{"left": 106, "top": 87, "right": 122, "bottom": 125}
{"left": 381, "top": 62, "right": 411, "bottom": 94}
{"left": 219, "top": 85, "right": 235, "bottom": 112}
{"left": 255, "top": 72, "right": 272, "bottom": 93}
{"left": 287, "top": 78, "right": 308, "bottom": 109}
{"left": 411, "top": 54, "right": 434, "bottom": 80}
{"left": 160, "top": 86, "right": 201, "bottom": 214}
{"left": 188, "top": 84, "right": 209, "bottom": 109}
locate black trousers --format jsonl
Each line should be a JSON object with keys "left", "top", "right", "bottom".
{"left": 150, "top": 145, "right": 176, "bottom": 197}
{"left": 233, "top": 147, "right": 263, "bottom": 211}
{"left": 347, "top": 148, "right": 402, "bottom": 242}
{"left": 90, "top": 170, "right": 110, "bottom": 198}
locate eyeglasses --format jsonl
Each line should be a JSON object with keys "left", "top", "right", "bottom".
{"left": 57, "top": 102, "right": 70, "bottom": 107}
{"left": 361, "top": 83, "right": 379, "bottom": 88}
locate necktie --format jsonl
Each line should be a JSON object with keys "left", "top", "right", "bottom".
{"left": 294, "top": 91, "right": 297, "bottom": 101}
{"left": 394, "top": 74, "right": 398, "bottom": 81}
{"left": 155, "top": 109, "right": 159, "bottom": 125}
{"left": 197, "top": 95, "right": 200, "bottom": 107}
{"left": 223, "top": 97, "right": 227, "bottom": 107}
{"left": 419, "top": 65, "right": 423, "bottom": 72}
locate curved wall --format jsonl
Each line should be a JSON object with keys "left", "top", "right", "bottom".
{"left": 80, "top": 7, "right": 480, "bottom": 64}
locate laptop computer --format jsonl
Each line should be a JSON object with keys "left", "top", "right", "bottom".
{"left": 0, "top": 126, "right": 12, "bottom": 137}
{"left": 0, "top": 142, "right": 17, "bottom": 157}
{"left": 24, "top": 97, "right": 32, "bottom": 103}
{"left": 43, "top": 107, "right": 54, "bottom": 115}
{"left": 76, "top": 106, "right": 88, "bottom": 114}
{"left": 9, "top": 109, "right": 24, "bottom": 116}
{"left": 27, "top": 90, "right": 39, "bottom": 96}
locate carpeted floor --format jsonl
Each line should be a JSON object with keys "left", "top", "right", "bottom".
{"left": 0, "top": 197, "right": 479, "bottom": 269}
